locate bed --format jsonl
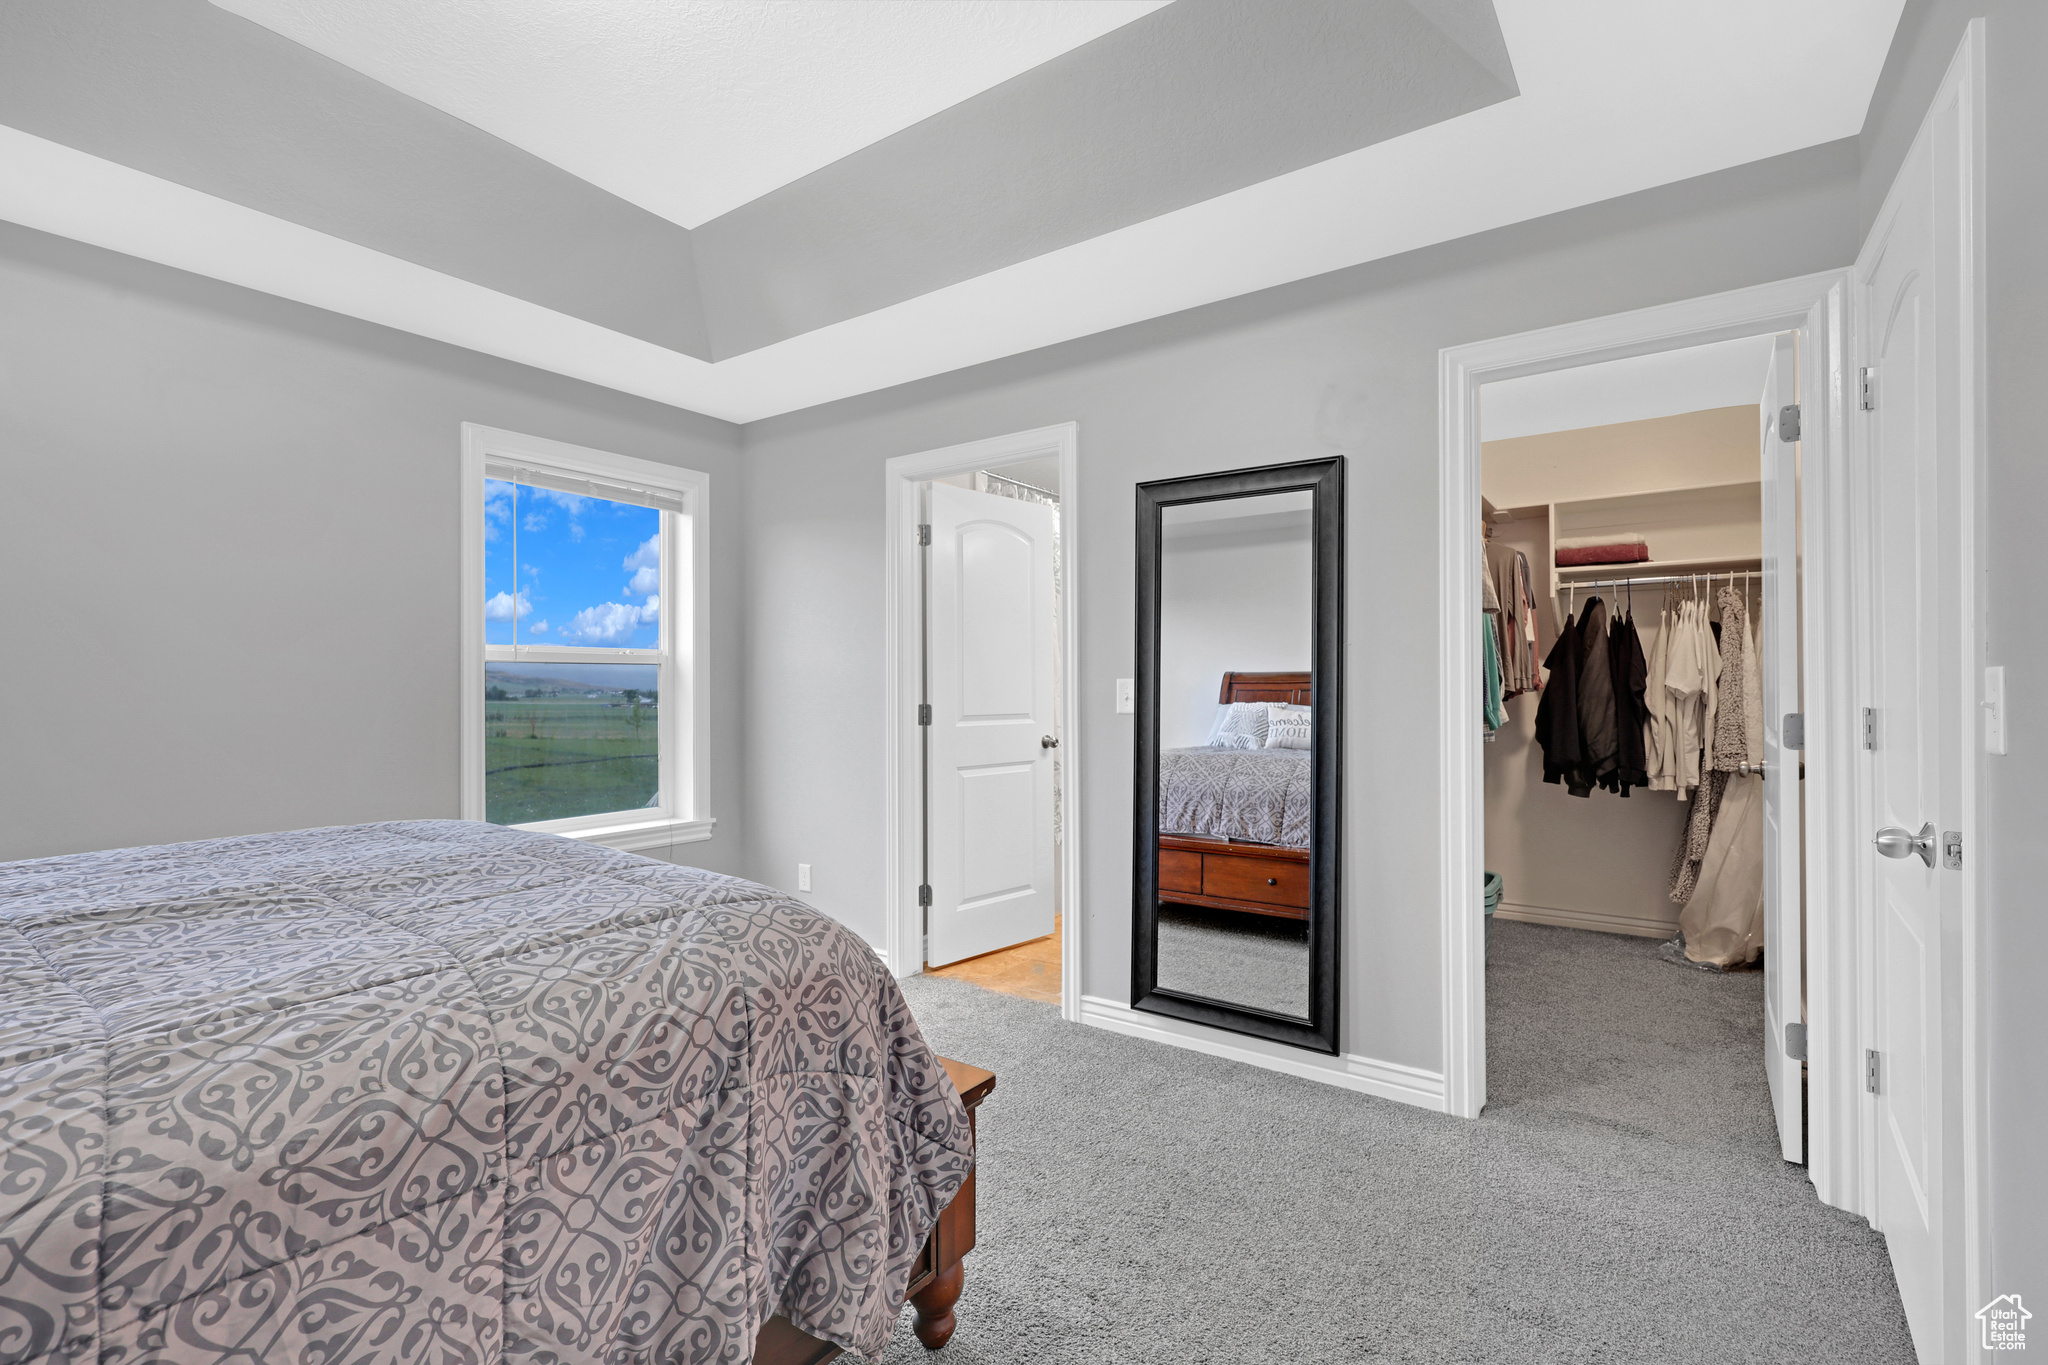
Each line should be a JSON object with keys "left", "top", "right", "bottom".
{"left": 1157, "top": 671, "right": 1312, "bottom": 920}
{"left": 0, "top": 820, "right": 978, "bottom": 1365}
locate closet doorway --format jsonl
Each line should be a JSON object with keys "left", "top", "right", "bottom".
{"left": 1436, "top": 270, "right": 1855, "bottom": 1201}
{"left": 884, "top": 424, "right": 1083, "bottom": 1019}
{"left": 1477, "top": 327, "right": 1808, "bottom": 1157}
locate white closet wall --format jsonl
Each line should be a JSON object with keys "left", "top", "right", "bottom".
{"left": 1482, "top": 404, "right": 1764, "bottom": 939}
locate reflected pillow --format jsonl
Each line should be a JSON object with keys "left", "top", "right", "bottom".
{"left": 1212, "top": 702, "right": 1269, "bottom": 750}
{"left": 1265, "top": 703, "right": 1311, "bottom": 750}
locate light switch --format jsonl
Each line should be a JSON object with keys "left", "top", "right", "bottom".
{"left": 797, "top": 863, "right": 812, "bottom": 892}
{"left": 1984, "top": 666, "right": 2007, "bottom": 755}
{"left": 1115, "top": 678, "right": 1134, "bottom": 714}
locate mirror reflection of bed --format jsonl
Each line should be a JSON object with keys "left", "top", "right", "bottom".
{"left": 1154, "top": 489, "right": 1314, "bottom": 1020}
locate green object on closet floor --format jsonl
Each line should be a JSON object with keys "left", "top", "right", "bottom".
{"left": 1483, "top": 871, "right": 1503, "bottom": 959}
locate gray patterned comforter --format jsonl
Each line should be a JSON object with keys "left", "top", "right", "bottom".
{"left": 0, "top": 820, "right": 971, "bottom": 1365}
{"left": 1158, "top": 746, "right": 1312, "bottom": 849}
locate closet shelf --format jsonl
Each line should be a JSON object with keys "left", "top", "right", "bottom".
{"left": 1554, "top": 553, "right": 1763, "bottom": 582}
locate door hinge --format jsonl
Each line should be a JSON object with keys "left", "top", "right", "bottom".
{"left": 1943, "top": 830, "right": 1963, "bottom": 871}
{"left": 1859, "top": 366, "right": 1877, "bottom": 410}
{"left": 916, "top": 523, "right": 931, "bottom": 546}
{"left": 1783, "top": 713, "right": 1805, "bottom": 750}
{"left": 1862, "top": 707, "right": 1877, "bottom": 750}
{"left": 1866, "top": 1048, "right": 1881, "bottom": 1095}
{"left": 1778, "top": 403, "right": 1802, "bottom": 442}
{"left": 917, "top": 884, "right": 932, "bottom": 907}
{"left": 917, "top": 703, "right": 932, "bottom": 726}
{"left": 1785, "top": 1022, "right": 1807, "bottom": 1061}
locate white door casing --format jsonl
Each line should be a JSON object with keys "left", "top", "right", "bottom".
{"left": 1759, "top": 329, "right": 1806, "bottom": 1166}
{"left": 924, "top": 482, "right": 1059, "bottom": 966}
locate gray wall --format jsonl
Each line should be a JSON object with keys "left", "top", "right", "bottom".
{"left": 740, "top": 139, "right": 1860, "bottom": 1071}
{"left": 1862, "top": 0, "right": 2048, "bottom": 1316}
{"left": 0, "top": 221, "right": 748, "bottom": 873}
{"left": 1159, "top": 517, "right": 1313, "bottom": 750}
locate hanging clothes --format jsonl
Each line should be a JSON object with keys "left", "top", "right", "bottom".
{"left": 1605, "top": 609, "right": 1650, "bottom": 795}
{"left": 1573, "top": 597, "right": 1618, "bottom": 794}
{"left": 1486, "top": 541, "right": 1541, "bottom": 697}
{"left": 1643, "top": 607, "right": 1679, "bottom": 792}
{"left": 1481, "top": 543, "right": 1505, "bottom": 731}
{"left": 1665, "top": 597, "right": 1721, "bottom": 800}
{"left": 1671, "top": 583, "right": 1762, "bottom": 910}
{"left": 1680, "top": 772, "right": 1766, "bottom": 965}
{"left": 1482, "top": 614, "right": 1506, "bottom": 731}
{"left": 1707, "top": 583, "right": 1762, "bottom": 775}
{"left": 1534, "top": 607, "right": 1589, "bottom": 795}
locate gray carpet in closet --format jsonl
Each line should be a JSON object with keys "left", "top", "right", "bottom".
{"left": 878, "top": 918, "right": 1913, "bottom": 1365}
{"left": 1154, "top": 903, "right": 1311, "bottom": 1019}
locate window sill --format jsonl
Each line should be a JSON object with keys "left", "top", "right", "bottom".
{"left": 521, "top": 815, "right": 717, "bottom": 854}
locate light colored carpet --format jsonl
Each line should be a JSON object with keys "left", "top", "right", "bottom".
{"left": 1154, "top": 903, "right": 1310, "bottom": 1019}
{"left": 877, "top": 918, "right": 1912, "bottom": 1364}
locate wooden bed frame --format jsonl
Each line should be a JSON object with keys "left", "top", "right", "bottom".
{"left": 753, "top": 1058, "right": 996, "bottom": 1363}
{"left": 1158, "top": 671, "right": 1312, "bottom": 922}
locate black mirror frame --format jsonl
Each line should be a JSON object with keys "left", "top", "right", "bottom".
{"left": 1131, "top": 455, "right": 1344, "bottom": 1055}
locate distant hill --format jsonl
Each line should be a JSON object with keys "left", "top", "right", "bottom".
{"left": 486, "top": 671, "right": 623, "bottom": 695}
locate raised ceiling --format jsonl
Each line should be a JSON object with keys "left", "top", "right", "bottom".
{"left": 0, "top": 0, "right": 1904, "bottom": 422}
{"left": 203, "top": 0, "right": 1172, "bottom": 229}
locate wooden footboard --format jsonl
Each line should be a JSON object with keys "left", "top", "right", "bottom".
{"left": 753, "top": 1058, "right": 996, "bottom": 1363}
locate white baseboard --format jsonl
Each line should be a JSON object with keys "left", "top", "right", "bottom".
{"left": 1493, "top": 900, "right": 1678, "bottom": 940}
{"left": 1078, "top": 995, "right": 1446, "bottom": 1113}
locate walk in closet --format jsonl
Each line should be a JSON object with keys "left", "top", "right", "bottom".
{"left": 1480, "top": 397, "right": 1769, "bottom": 950}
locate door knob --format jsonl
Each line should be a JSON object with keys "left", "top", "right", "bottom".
{"left": 1873, "top": 822, "right": 1937, "bottom": 868}
{"left": 1041, "top": 735, "right": 1059, "bottom": 749}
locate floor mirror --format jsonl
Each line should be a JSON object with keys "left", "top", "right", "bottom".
{"left": 1132, "top": 456, "right": 1343, "bottom": 1053}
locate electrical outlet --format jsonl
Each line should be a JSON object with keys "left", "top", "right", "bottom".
{"left": 1115, "top": 678, "right": 1134, "bottom": 713}
{"left": 797, "top": 863, "right": 812, "bottom": 893}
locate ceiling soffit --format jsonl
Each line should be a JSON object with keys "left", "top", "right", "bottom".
{"left": 204, "top": 0, "right": 1173, "bottom": 230}
{"left": 0, "top": 0, "right": 707, "bottom": 356}
{"left": 691, "top": 0, "right": 1519, "bottom": 358}
{"left": 0, "top": 0, "right": 1513, "bottom": 364}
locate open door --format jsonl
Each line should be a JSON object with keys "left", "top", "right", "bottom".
{"left": 924, "top": 482, "right": 1058, "bottom": 966}
{"left": 1759, "top": 329, "right": 1806, "bottom": 1165}
{"left": 1860, "top": 104, "right": 1960, "bottom": 1358}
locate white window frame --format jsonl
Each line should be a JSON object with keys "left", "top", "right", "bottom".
{"left": 459, "top": 423, "right": 713, "bottom": 852}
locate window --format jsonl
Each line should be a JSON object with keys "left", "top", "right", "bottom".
{"left": 460, "top": 424, "right": 712, "bottom": 851}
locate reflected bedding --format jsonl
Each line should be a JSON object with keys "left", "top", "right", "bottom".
{"left": 1158, "top": 745, "right": 1311, "bottom": 849}
{"left": 0, "top": 820, "right": 971, "bottom": 1364}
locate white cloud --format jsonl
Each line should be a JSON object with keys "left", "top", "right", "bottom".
{"left": 530, "top": 619, "right": 549, "bottom": 634}
{"left": 560, "top": 595, "right": 657, "bottom": 644}
{"left": 623, "top": 534, "right": 661, "bottom": 595}
{"left": 483, "top": 590, "right": 532, "bottom": 622}
{"left": 529, "top": 487, "right": 587, "bottom": 515}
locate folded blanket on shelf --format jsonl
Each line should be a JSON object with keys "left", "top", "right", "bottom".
{"left": 1556, "top": 532, "right": 1650, "bottom": 566}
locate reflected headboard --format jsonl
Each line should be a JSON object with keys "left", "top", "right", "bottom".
{"left": 1218, "top": 671, "right": 1312, "bottom": 706}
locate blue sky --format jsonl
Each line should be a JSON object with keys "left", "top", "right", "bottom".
{"left": 484, "top": 479, "right": 661, "bottom": 649}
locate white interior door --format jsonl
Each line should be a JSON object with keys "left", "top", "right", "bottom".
{"left": 925, "top": 482, "right": 1058, "bottom": 966}
{"left": 1759, "top": 328, "right": 1805, "bottom": 1165}
{"left": 1860, "top": 113, "right": 1956, "bottom": 1361}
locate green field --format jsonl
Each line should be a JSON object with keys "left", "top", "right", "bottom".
{"left": 485, "top": 697, "right": 658, "bottom": 824}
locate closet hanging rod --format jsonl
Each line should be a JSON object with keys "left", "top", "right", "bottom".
{"left": 1554, "top": 570, "right": 1760, "bottom": 591}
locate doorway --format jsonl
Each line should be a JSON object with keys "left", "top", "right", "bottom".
{"left": 1435, "top": 269, "right": 1851, "bottom": 1168}
{"left": 884, "top": 424, "right": 1083, "bottom": 1021}
{"left": 1474, "top": 326, "right": 1810, "bottom": 1160}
